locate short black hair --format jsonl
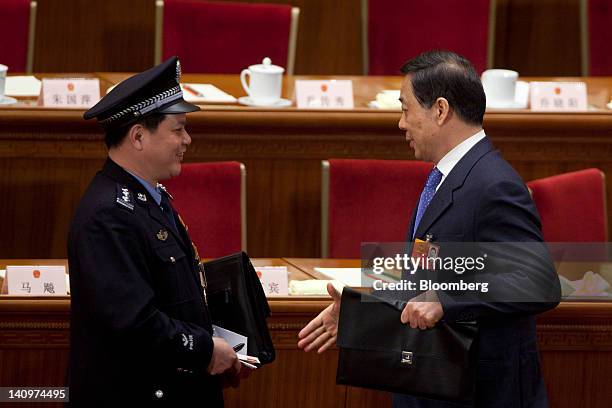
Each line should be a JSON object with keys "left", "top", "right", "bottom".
{"left": 104, "top": 113, "right": 167, "bottom": 148}
{"left": 400, "top": 50, "right": 485, "bottom": 126}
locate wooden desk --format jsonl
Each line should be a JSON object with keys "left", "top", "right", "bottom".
{"left": 2, "top": 75, "right": 612, "bottom": 260}
{"left": 0, "top": 258, "right": 342, "bottom": 408}
{"left": 284, "top": 258, "right": 612, "bottom": 408}
{"left": 1, "top": 258, "right": 611, "bottom": 407}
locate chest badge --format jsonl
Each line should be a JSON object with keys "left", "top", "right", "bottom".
{"left": 137, "top": 193, "right": 147, "bottom": 202}
{"left": 156, "top": 229, "right": 169, "bottom": 241}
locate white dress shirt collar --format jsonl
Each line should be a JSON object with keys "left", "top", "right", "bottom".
{"left": 435, "top": 129, "right": 486, "bottom": 191}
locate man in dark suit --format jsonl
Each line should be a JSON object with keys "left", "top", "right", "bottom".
{"left": 68, "top": 57, "right": 243, "bottom": 406}
{"left": 298, "top": 50, "right": 561, "bottom": 407}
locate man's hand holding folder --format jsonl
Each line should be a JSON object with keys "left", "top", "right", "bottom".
{"left": 400, "top": 290, "right": 444, "bottom": 330}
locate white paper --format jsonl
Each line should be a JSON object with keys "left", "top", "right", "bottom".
{"left": 237, "top": 354, "right": 260, "bottom": 365}
{"left": 314, "top": 268, "right": 363, "bottom": 286}
{"left": 314, "top": 267, "right": 398, "bottom": 288}
{"left": 295, "top": 79, "right": 354, "bottom": 109}
{"left": 255, "top": 266, "right": 289, "bottom": 296}
{"left": 288, "top": 279, "right": 344, "bottom": 295}
{"left": 42, "top": 78, "right": 100, "bottom": 108}
{"left": 212, "top": 324, "right": 247, "bottom": 352}
{"left": 181, "top": 83, "right": 237, "bottom": 103}
{"left": 5, "top": 76, "right": 41, "bottom": 96}
{"left": 6, "top": 265, "right": 67, "bottom": 296}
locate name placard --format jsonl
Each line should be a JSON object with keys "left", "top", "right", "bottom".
{"left": 42, "top": 78, "right": 101, "bottom": 108}
{"left": 6, "top": 265, "right": 67, "bottom": 296}
{"left": 295, "top": 80, "right": 354, "bottom": 109}
{"left": 255, "top": 266, "right": 289, "bottom": 297}
{"left": 529, "top": 82, "right": 588, "bottom": 112}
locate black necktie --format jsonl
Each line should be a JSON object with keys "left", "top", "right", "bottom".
{"left": 160, "top": 193, "right": 179, "bottom": 233}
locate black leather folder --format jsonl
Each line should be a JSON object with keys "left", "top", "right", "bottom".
{"left": 336, "top": 287, "right": 477, "bottom": 403}
{"left": 204, "top": 252, "right": 275, "bottom": 365}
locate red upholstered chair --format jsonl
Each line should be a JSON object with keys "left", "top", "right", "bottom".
{"left": 581, "top": 0, "right": 612, "bottom": 75}
{"left": 163, "top": 162, "right": 246, "bottom": 258}
{"left": 322, "top": 159, "right": 433, "bottom": 258}
{"left": 0, "top": 0, "right": 37, "bottom": 73}
{"left": 362, "top": 0, "right": 495, "bottom": 75}
{"left": 156, "top": 0, "right": 300, "bottom": 74}
{"left": 527, "top": 169, "right": 607, "bottom": 242}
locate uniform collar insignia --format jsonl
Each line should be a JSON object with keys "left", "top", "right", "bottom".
{"left": 157, "top": 183, "right": 174, "bottom": 200}
{"left": 115, "top": 185, "right": 134, "bottom": 211}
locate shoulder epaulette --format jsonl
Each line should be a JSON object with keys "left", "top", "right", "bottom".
{"left": 115, "top": 184, "right": 135, "bottom": 211}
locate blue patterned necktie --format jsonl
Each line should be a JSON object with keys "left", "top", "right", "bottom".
{"left": 413, "top": 167, "right": 443, "bottom": 238}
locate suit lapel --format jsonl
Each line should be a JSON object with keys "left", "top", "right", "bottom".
{"left": 413, "top": 137, "right": 495, "bottom": 239}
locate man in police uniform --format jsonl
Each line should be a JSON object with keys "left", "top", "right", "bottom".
{"left": 68, "top": 57, "right": 241, "bottom": 406}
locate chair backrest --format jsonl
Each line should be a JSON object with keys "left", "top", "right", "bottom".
{"left": 362, "top": 0, "right": 495, "bottom": 75}
{"left": 163, "top": 161, "right": 246, "bottom": 258}
{"left": 0, "top": 0, "right": 36, "bottom": 73}
{"left": 580, "top": 0, "right": 612, "bottom": 75}
{"left": 156, "top": 0, "right": 299, "bottom": 74}
{"left": 322, "top": 159, "right": 432, "bottom": 258}
{"left": 527, "top": 168, "right": 607, "bottom": 242}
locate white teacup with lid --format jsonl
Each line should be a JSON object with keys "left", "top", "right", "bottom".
{"left": 481, "top": 69, "right": 519, "bottom": 108}
{"left": 240, "top": 57, "right": 284, "bottom": 106}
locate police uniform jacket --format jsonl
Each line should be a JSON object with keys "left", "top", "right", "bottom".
{"left": 68, "top": 158, "right": 222, "bottom": 406}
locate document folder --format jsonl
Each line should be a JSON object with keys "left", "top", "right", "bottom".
{"left": 204, "top": 252, "right": 275, "bottom": 365}
{"left": 336, "top": 287, "right": 477, "bottom": 403}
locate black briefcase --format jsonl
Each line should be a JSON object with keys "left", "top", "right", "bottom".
{"left": 336, "top": 287, "right": 478, "bottom": 403}
{"left": 204, "top": 252, "right": 275, "bottom": 365}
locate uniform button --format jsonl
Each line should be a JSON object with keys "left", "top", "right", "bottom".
{"left": 170, "top": 256, "right": 176, "bottom": 263}
{"left": 155, "top": 390, "right": 163, "bottom": 399}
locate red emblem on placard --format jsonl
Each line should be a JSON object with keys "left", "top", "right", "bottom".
{"left": 67, "top": 83, "right": 75, "bottom": 92}
{"left": 321, "top": 84, "right": 328, "bottom": 92}
{"left": 554, "top": 87, "right": 561, "bottom": 95}
{"left": 33, "top": 270, "right": 41, "bottom": 279}
{"left": 256, "top": 270, "right": 262, "bottom": 279}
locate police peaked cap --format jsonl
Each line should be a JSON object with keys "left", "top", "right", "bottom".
{"left": 84, "top": 56, "right": 199, "bottom": 130}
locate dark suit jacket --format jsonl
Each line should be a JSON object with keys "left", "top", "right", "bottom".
{"left": 67, "top": 159, "right": 223, "bottom": 407}
{"left": 393, "top": 137, "right": 561, "bottom": 408}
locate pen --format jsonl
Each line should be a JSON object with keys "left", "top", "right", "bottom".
{"left": 183, "top": 84, "right": 204, "bottom": 97}
{"left": 233, "top": 343, "right": 245, "bottom": 352}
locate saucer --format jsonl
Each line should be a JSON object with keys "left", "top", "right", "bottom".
{"left": 368, "top": 100, "right": 401, "bottom": 110}
{"left": 0, "top": 96, "right": 17, "bottom": 105}
{"left": 238, "top": 97, "right": 292, "bottom": 108}
{"left": 486, "top": 100, "right": 527, "bottom": 109}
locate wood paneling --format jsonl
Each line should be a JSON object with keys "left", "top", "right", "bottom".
{"left": 34, "top": 0, "right": 156, "bottom": 72}
{"left": 3, "top": 74, "right": 612, "bottom": 259}
{"left": 1, "top": 268, "right": 611, "bottom": 408}
{"left": 494, "top": 0, "right": 583, "bottom": 75}
{"left": 28, "top": 0, "right": 585, "bottom": 76}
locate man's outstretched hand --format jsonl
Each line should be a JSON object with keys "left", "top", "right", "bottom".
{"left": 297, "top": 283, "right": 342, "bottom": 353}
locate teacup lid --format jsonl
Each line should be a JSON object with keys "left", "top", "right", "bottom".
{"left": 249, "top": 57, "right": 284, "bottom": 74}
